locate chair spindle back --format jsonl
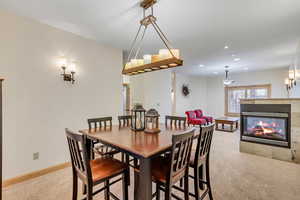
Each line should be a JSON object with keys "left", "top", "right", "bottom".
{"left": 118, "top": 115, "right": 132, "bottom": 128}
{"left": 168, "top": 128, "right": 195, "bottom": 183}
{"left": 165, "top": 116, "right": 186, "bottom": 129}
{"left": 87, "top": 117, "right": 112, "bottom": 130}
{"left": 65, "top": 129, "right": 92, "bottom": 180}
{"left": 194, "top": 123, "right": 215, "bottom": 166}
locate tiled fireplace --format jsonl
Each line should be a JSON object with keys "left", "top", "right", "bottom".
{"left": 240, "top": 98, "right": 300, "bottom": 164}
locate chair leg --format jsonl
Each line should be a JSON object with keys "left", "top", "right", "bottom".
{"left": 206, "top": 161, "right": 213, "bottom": 200}
{"left": 180, "top": 178, "right": 183, "bottom": 187}
{"left": 82, "top": 184, "right": 87, "bottom": 195}
{"left": 156, "top": 183, "right": 160, "bottom": 200}
{"left": 126, "top": 154, "right": 131, "bottom": 186}
{"left": 72, "top": 172, "right": 78, "bottom": 200}
{"left": 87, "top": 183, "right": 93, "bottom": 200}
{"left": 199, "top": 165, "right": 204, "bottom": 190}
{"left": 164, "top": 185, "right": 171, "bottom": 200}
{"left": 134, "top": 170, "right": 139, "bottom": 200}
{"left": 104, "top": 180, "right": 110, "bottom": 200}
{"left": 194, "top": 166, "right": 200, "bottom": 199}
{"left": 184, "top": 173, "right": 189, "bottom": 200}
{"left": 122, "top": 173, "right": 129, "bottom": 200}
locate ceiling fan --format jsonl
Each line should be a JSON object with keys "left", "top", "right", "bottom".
{"left": 223, "top": 66, "right": 235, "bottom": 86}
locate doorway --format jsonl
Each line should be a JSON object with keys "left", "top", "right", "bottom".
{"left": 122, "top": 84, "right": 130, "bottom": 115}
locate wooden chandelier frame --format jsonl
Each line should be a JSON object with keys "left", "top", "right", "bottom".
{"left": 122, "top": 0, "right": 183, "bottom": 76}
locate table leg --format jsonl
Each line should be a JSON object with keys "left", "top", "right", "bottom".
{"left": 85, "top": 137, "right": 92, "bottom": 160}
{"left": 222, "top": 123, "right": 224, "bottom": 129}
{"left": 230, "top": 123, "right": 233, "bottom": 131}
{"left": 137, "top": 157, "right": 152, "bottom": 200}
{"left": 236, "top": 121, "right": 239, "bottom": 129}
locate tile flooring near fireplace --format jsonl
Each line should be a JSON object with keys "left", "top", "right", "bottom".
{"left": 240, "top": 98, "right": 300, "bottom": 164}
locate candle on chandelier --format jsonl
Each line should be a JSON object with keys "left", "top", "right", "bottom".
{"left": 143, "top": 55, "right": 152, "bottom": 64}
{"left": 137, "top": 59, "right": 144, "bottom": 66}
{"left": 159, "top": 49, "right": 169, "bottom": 59}
{"left": 159, "top": 49, "right": 180, "bottom": 59}
{"left": 125, "top": 62, "right": 131, "bottom": 69}
{"left": 131, "top": 59, "right": 138, "bottom": 67}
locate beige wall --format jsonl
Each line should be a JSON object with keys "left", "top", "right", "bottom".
{"left": 130, "top": 69, "right": 172, "bottom": 120}
{"left": 131, "top": 68, "right": 292, "bottom": 120}
{"left": 206, "top": 68, "right": 290, "bottom": 118}
{"left": 130, "top": 71, "right": 208, "bottom": 118}
{"left": 175, "top": 74, "right": 207, "bottom": 115}
{"left": 0, "top": 11, "right": 123, "bottom": 179}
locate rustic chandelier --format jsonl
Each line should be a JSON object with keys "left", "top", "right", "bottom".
{"left": 122, "top": 0, "right": 183, "bottom": 76}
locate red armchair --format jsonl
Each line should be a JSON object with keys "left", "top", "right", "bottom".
{"left": 185, "top": 111, "right": 207, "bottom": 126}
{"left": 194, "top": 109, "right": 213, "bottom": 124}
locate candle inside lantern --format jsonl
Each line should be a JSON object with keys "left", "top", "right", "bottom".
{"left": 143, "top": 55, "right": 152, "bottom": 64}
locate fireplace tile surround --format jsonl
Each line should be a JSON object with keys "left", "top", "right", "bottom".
{"left": 240, "top": 98, "right": 300, "bottom": 164}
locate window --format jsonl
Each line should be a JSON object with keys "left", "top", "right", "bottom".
{"left": 225, "top": 84, "right": 271, "bottom": 116}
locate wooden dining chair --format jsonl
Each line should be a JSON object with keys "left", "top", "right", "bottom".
{"left": 118, "top": 115, "right": 132, "bottom": 128}
{"left": 190, "top": 123, "right": 215, "bottom": 200}
{"left": 175, "top": 123, "right": 215, "bottom": 200}
{"left": 65, "top": 129, "right": 129, "bottom": 200}
{"left": 118, "top": 115, "right": 133, "bottom": 163}
{"left": 165, "top": 115, "right": 186, "bottom": 129}
{"left": 87, "top": 117, "right": 119, "bottom": 158}
{"left": 134, "top": 128, "right": 195, "bottom": 200}
{"left": 118, "top": 115, "right": 133, "bottom": 185}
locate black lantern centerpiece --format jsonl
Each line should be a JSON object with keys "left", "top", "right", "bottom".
{"left": 145, "top": 109, "right": 160, "bottom": 134}
{"left": 131, "top": 103, "right": 146, "bottom": 131}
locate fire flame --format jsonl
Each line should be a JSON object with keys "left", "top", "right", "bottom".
{"left": 255, "top": 121, "right": 275, "bottom": 135}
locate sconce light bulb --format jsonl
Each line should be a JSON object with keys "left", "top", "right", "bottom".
{"left": 58, "top": 56, "right": 67, "bottom": 68}
{"left": 285, "top": 78, "right": 289, "bottom": 85}
{"left": 69, "top": 61, "right": 76, "bottom": 73}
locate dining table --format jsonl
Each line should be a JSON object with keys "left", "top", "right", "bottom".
{"left": 79, "top": 124, "right": 196, "bottom": 200}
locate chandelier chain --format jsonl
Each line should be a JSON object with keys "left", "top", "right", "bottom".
{"left": 127, "top": 24, "right": 143, "bottom": 63}
{"left": 150, "top": 21, "right": 175, "bottom": 58}
{"left": 134, "top": 26, "right": 148, "bottom": 59}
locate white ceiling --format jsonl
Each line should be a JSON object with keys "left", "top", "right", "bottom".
{"left": 1, "top": 0, "right": 300, "bottom": 76}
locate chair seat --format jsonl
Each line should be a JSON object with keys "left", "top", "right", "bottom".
{"left": 189, "top": 150, "right": 206, "bottom": 166}
{"left": 91, "top": 157, "right": 127, "bottom": 182}
{"left": 190, "top": 118, "right": 207, "bottom": 125}
{"left": 135, "top": 156, "right": 184, "bottom": 184}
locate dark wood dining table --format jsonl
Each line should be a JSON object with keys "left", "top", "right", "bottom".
{"left": 79, "top": 124, "right": 194, "bottom": 200}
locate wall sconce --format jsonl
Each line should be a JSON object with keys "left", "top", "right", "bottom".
{"left": 285, "top": 78, "right": 296, "bottom": 91}
{"left": 58, "top": 56, "right": 76, "bottom": 84}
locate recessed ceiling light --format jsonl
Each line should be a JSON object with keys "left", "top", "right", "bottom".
{"left": 234, "top": 58, "right": 241, "bottom": 61}
{"left": 224, "top": 46, "right": 229, "bottom": 49}
{"left": 244, "top": 67, "right": 249, "bottom": 70}
{"left": 232, "top": 54, "right": 236, "bottom": 57}
{"left": 213, "top": 72, "right": 218, "bottom": 74}
{"left": 199, "top": 64, "right": 205, "bottom": 67}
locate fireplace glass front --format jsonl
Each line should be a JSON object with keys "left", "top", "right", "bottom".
{"left": 243, "top": 116, "right": 287, "bottom": 141}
